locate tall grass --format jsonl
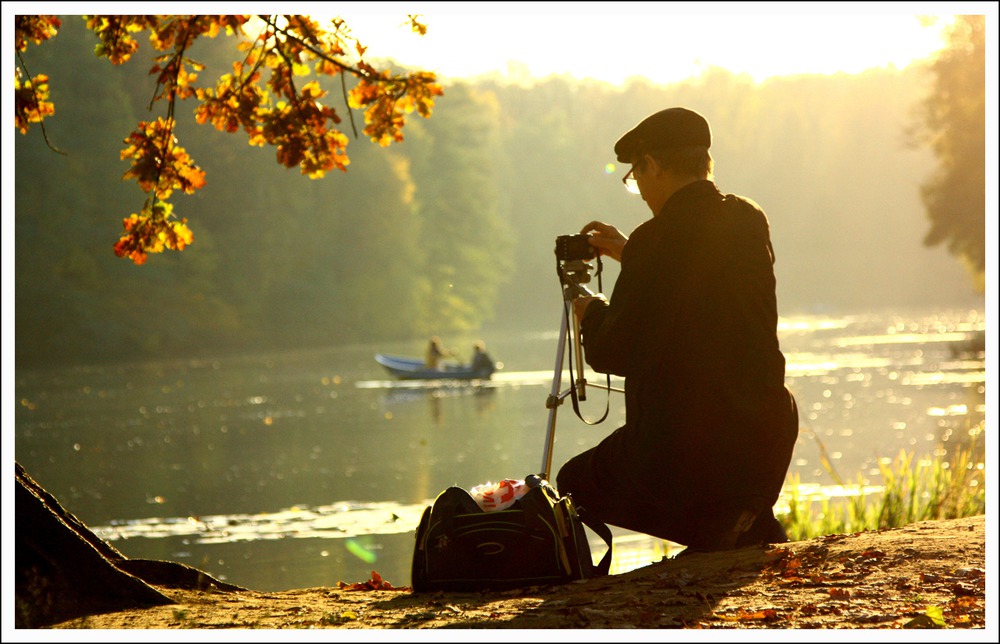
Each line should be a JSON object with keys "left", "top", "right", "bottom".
{"left": 778, "top": 419, "right": 985, "bottom": 541}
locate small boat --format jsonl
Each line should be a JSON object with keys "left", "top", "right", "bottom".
{"left": 374, "top": 354, "right": 497, "bottom": 381}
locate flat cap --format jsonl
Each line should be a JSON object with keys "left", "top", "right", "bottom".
{"left": 614, "top": 107, "right": 711, "bottom": 162}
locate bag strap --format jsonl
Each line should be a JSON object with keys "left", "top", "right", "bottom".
{"left": 575, "top": 504, "right": 613, "bottom": 576}
{"left": 525, "top": 477, "right": 614, "bottom": 577}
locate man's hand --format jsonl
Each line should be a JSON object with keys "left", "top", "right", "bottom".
{"left": 580, "top": 221, "right": 627, "bottom": 262}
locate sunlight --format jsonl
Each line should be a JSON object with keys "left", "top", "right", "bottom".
{"left": 322, "top": 4, "right": 957, "bottom": 85}
{"left": 779, "top": 316, "right": 854, "bottom": 333}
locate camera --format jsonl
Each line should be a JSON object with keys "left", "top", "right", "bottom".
{"left": 555, "top": 233, "right": 596, "bottom": 262}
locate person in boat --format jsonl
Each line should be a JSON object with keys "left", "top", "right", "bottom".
{"left": 425, "top": 336, "right": 455, "bottom": 370}
{"left": 556, "top": 107, "right": 799, "bottom": 553}
{"left": 469, "top": 341, "right": 495, "bottom": 377}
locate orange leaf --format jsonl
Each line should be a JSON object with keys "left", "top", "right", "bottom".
{"left": 337, "top": 570, "right": 397, "bottom": 591}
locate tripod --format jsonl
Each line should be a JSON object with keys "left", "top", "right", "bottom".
{"left": 539, "top": 262, "right": 624, "bottom": 480}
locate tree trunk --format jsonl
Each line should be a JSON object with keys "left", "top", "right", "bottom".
{"left": 15, "top": 462, "right": 242, "bottom": 628}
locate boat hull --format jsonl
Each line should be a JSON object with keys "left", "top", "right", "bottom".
{"left": 374, "top": 354, "right": 495, "bottom": 380}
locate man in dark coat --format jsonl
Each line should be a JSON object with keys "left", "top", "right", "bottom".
{"left": 556, "top": 107, "right": 799, "bottom": 552}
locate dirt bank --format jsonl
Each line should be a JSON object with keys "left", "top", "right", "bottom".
{"left": 48, "top": 515, "right": 988, "bottom": 631}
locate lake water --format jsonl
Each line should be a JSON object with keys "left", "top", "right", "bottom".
{"left": 13, "top": 308, "right": 986, "bottom": 591}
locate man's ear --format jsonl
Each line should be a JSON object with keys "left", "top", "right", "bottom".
{"left": 643, "top": 153, "right": 662, "bottom": 177}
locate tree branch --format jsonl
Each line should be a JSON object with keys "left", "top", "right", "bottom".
{"left": 15, "top": 49, "right": 66, "bottom": 156}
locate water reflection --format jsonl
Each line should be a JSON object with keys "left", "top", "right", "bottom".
{"left": 370, "top": 381, "right": 499, "bottom": 425}
{"left": 93, "top": 500, "right": 426, "bottom": 543}
{"left": 14, "top": 308, "right": 987, "bottom": 590}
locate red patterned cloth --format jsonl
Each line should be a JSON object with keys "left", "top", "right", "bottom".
{"left": 470, "top": 479, "right": 528, "bottom": 511}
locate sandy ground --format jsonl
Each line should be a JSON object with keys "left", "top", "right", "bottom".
{"left": 46, "top": 514, "right": 988, "bottom": 632}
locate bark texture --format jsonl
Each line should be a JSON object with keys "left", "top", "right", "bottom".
{"left": 15, "top": 462, "right": 241, "bottom": 628}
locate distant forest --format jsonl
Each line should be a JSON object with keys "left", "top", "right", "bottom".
{"left": 14, "top": 17, "right": 983, "bottom": 368}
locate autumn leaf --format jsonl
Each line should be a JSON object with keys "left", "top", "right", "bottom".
{"left": 925, "top": 605, "right": 946, "bottom": 627}
{"left": 85, "top": 15, "right": 153, "bottom": 65}
{"left": 336, "top": 570, "right": 403, "bottom": 591}
{"left": 113, "top": 200, "right": 193, "bottom": 265}
{"left": 120, "top": 118, "right": 206, "bottom": 199}
{"left": 408, "top": 15, "right": 428, "bottom": 36}
{"left": 13, "top": 72, "right": 55, "bottom": 134}
{"left": 950, "top": 582, "right": 978, "bottom": 596}
{"left": 903, "top": 614, "right": 943, "bottom": 628}
{"left": 14, "top": 15, "right": 61, "bottom": 51}
{"left": 715, "top": 608, "right": 780, "bottom": 623}
{"left": 738, "top": 608, "right": 780, "bottom": 622}
{"left": 860, "top": 549, "right": 886, "bottom": 560}
{"left": 15, "top": 14, "right": 442, "bottom": 263}
{"left": 764, "top": 547, "right": 793, "bottom": 563}
{"left": 781, "top": 557, "right": 803, "bottom": 577}
{"left": 953, "top": 595, "right": 978, "bottom": 608}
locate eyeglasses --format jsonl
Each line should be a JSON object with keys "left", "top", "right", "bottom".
{"left": 622, "top": 166, "right": 641, "bottom": 194}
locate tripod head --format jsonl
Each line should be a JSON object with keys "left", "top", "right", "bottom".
{"left": 557, "top": 260, "right": 595, "bottom": 300}
{"left": 553, "top": 256, "right": 600, "bottom": 408}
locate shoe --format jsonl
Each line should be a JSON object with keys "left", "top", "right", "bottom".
{"left": 735, "top": 512, "right": 787, "bottom": 548}
{"left": 672, "top": 546, "right": 708, "bottom": 559}
{"left": 671, "top": 510, "right": 788, "bottom": 558}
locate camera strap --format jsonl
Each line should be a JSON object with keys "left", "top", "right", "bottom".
{"left": 554, "top": 253, "right": 610, "bottom": 425}
{"left": 563, "top": 295, "right": 611, "bottom": 426}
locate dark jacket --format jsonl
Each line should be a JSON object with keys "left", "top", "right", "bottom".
{"left": 580, "top": 180, "right": 797, "bottom": 509}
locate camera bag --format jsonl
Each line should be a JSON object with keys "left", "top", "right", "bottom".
{"left": 410, "top": 479, "right": 612, "bottom": 592}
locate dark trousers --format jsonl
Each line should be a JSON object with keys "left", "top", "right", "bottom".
{"left": 556, "top": 432, "right": 788, "bottom": 551}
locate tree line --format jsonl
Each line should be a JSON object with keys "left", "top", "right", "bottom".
{"left": 14, "top": 16, "right": 985, "bottom": 368}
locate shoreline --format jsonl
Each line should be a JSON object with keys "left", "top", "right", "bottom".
{"left": 42, "top": 514, "right": 989, "bottom": 632}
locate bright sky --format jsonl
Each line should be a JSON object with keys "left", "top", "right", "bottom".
{"left": 7, "top": 2, "right": 989, "bottom": 85}
{"left": 322, "top": 1, "right": 973, "bottom": 85}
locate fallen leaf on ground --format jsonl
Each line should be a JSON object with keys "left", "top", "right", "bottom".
{"left": 337, "top": 570, "right": 402, "bottom": 591}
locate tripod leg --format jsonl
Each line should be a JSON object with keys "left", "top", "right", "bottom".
{"left": 540, "top": 302, "right": 570, "bottom": 479}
